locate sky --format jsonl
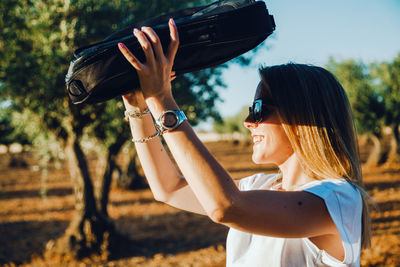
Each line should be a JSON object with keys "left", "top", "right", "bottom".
{"left": 197, "top": 0, "right": 400, "bottom": 130}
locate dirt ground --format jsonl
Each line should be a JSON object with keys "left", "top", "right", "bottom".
{"left": 0, "top": 140, "right": 399, "bottom": 266}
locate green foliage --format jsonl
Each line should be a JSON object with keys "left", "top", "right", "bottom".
{"left": 0, "top": 102, "right": 30, "bottom": 145}
{"left": 371, "top": 53, "right": 400, "bottom": 127}
{"left": 0, "top": 1, "right": 261, "bottom": 254}
{"left": 175, "top": 67, "right": 226, "bottom": 126}
{"left": 13, "top": 106, "right": 64, "bottom": 160}
{"left": 0, "top": 0, "right": 236, "bottom": 154}
{"left": 213, "top": 106, "right": 250, "bottom": 135}
{"left": 326, "top": 58, "right": 385, "bottom": 136}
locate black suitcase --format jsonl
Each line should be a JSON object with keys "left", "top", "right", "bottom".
{"left": 65, "top": 0, "right": 275, "bottom": 104}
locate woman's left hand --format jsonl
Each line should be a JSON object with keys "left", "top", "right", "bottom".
{"left": 118, "top": 18, "right": 179, "bottom": 102}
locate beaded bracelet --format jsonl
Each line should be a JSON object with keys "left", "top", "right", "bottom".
{"left": 124, "top": 107, "right": 150, "bottom": 121}
{"left": 131, "top": 129, "right": 160, "bottom": 143}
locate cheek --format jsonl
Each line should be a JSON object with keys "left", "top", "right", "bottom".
{"left": 275, "top": 136, "right": 294, "bottom": 165}
{"left": 253, "top": 125, "right": 293, "bottom": 164}
{"left": 275, "top": 127, "right": 293, "bottom": 152}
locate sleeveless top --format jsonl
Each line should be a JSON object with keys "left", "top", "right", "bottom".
{"left": 226, "top": 173, "right": 362, "bottom": 267}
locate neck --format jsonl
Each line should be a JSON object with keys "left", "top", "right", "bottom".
{"left": 278, "top": 153, "right": 315, "bottom": 190}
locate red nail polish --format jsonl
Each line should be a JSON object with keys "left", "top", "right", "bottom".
{"left": 118, "top": 42, "right": 125, "bottom": 48}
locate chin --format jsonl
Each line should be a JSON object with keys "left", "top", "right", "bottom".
{"left": 252, "top": 156, "right": 261, "bottom": 164}
{"left": 252, "top": 154, "right": 273, "bottom": 165}
{"left": 252, "top": 147, "right": 286, "bottom": 165}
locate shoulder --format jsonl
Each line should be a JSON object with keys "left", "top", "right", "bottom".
{"left": 301, "top": 178, "right": 362, "bottom": 206}
{"left": 300, "top": 179, "right": 363, "bottom": 227}
{"left": 301, "top": 179, "right": 362, "bottom": 264}
{"left": 238, "top": 172, "right": 280, "bottom": 191}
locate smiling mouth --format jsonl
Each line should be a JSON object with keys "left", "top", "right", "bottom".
{"left": 252, "top": 135, "right": 264, "bottom": 144}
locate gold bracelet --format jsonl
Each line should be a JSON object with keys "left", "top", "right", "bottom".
{"left": 124, "top": 107, "right": 150, "bottom": 121}
{"left": 131, "top": 129, "right": 160, "bottom": 143}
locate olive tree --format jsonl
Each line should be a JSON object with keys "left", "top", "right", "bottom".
{"left": 371, "top": 53, "right": 400, "bottom": 164}
{"left": 327, "top": 58, "right": 385, "bottom": 167}
{"left": 0, "top": 0, "right": 228, "bottom": 259}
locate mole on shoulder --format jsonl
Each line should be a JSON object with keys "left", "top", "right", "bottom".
{"left": 297, "top": 201, "right": 303, "bottom": 206}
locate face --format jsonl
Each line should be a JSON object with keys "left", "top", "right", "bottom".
{"left": 244, "top": 82, "right": 294, "bottom": 165}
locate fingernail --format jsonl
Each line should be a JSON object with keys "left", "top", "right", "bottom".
{"left": 133, "top": 28, "right": 139, "bottom": 34}
{"left": 169, "top": 18, "right": 175, "bottom": 26}
{"left": 118, "top": 42, "right": 125, "bottom": 48}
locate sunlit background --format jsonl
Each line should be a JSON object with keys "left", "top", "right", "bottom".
{"left": 1, "top": 1, "right": 400, "bottom": 266}
{"left": 195, "top": 0, "right": 400, "bottom": 130}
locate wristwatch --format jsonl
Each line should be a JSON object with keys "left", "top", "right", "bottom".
{"left": 155, "top": 110, "right": 187, "bottom": 134}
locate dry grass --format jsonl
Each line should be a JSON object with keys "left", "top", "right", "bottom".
{"left": 0, "top": 141, "right": 399, "bottom": 266}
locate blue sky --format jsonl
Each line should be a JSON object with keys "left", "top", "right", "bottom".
{"left": 197, "top": 0, "right": 400, "bottom": 130}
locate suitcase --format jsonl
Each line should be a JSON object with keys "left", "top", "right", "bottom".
{"left": 65, "top": 0, "right": 276, "bottom": 104}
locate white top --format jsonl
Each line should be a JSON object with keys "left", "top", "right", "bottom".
{"left": 226, "top": 173, "right": 362, "bottom": 267}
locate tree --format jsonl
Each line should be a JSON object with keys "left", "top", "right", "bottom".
{"left": 213, "top": 106, "right": 250, "bottom": 136}
{"left": 0, "top": 102, "right": 31, "bottom": 167}
{"left": 0, "top": 0, "right": 256, "bottom": 259}
{"left": 0, "top": 102, "right": 30, "bottom": 146}
{"left": 371, "top": 53, "right": 400, "bottom": 164}
{"left": 327, "top": 58, "right": 386, "bottom": 167}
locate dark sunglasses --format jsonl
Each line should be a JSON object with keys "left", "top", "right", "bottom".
{"left": 249, "top": 99, "right": 275, "bottom": 123}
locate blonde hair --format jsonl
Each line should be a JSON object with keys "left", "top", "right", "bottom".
{"left": 259, "top": 63, "right": 371, "bottom": 249}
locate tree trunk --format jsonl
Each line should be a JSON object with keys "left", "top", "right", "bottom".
{"left": 385, "top": 124, "right": 400, "bottom": 165}
{"left": 45, "top": 133, "right": 116, "bottom": 260}
{"left": 358, "top": 134, "right": 369, "bottom": 147}
{"left": 116, "top": 148, "right": 147, "bottom": 190}
{"left": 394, "top": 123, "right": 400, "bottom": 144}
{"left": 364, "top": 134, "right": 382, "bottom": 168}
{"left": 96, "top": 139, "right": 126, "bottom": 216}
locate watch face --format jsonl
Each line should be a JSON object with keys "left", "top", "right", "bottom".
{"left": 162, "top": 112, "right": 178, "bottom": 128}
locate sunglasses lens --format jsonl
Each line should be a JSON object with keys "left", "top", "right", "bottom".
{"left": 252, "top": 100, "right": 262, "bottom": 122}
{"left": 249, "top": 99, "right": 274, "bottom": 123}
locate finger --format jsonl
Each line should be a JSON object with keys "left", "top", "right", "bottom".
{"left": 118, "top": 42, "right": 144, "bottom": 70}
{"left": 133, "top": 28, "right": 156, "bottom": 65}
{"left": 141, "top": 26, "right": 164, "bottom": 60}
{"left": 170, "top": 71, "right": 177, "bottom": 81}
{"left": 166, "top": 18, "right": 179, "bottom": 62}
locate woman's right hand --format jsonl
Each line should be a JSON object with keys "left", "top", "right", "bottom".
{"left": 118, "top": 19, "right": 179, "bottom": 104}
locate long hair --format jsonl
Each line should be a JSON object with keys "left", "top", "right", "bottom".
{"left": 259, "top": 63, "right": 371, "bottom": 249}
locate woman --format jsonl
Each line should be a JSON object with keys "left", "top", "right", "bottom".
{"left": 117, "top": 18, "right": 370, "bottom": 266}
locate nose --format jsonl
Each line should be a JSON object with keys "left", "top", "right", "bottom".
{"left": 244, "top": 113, "right": 257, "bottom": 129}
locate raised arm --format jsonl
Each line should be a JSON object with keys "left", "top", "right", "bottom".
{"left": 119, "top": 53, "right": 206, "bottom": 215}
{"left": 118, "top": 19, "right": 338, "bottom": 240}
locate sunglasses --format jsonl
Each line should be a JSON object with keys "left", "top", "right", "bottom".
{"left": 249, "top": 99, "right": 275, "bottom": 123}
